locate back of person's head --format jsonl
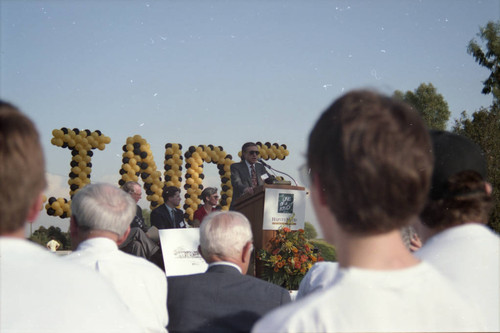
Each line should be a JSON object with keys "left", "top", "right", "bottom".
{"left": 162, "top": 186, "right": 180, "bottom": 201}
{"left": 201, "top": 187, "right": 217, "bottom": 203}
{"left": 0, "top": 101, "right": 46, "bottom": 234}
{"left": 307, "top": 90, "right": 433, "bottom": 235}
{"left": 421, "top": 130, "right": 492, "bottom": 229}
{"left": 121, "top": 181, "right": 140, "bottom": 194}
{"left": 71, "top": 183, "right": 135, "bottom": 237}
{"left": 199, "top": 211, "right": 253, "bottom": 261}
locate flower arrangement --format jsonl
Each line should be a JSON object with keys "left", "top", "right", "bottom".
{"left": 258, "top": 216, "right": 323, "bottom": 290}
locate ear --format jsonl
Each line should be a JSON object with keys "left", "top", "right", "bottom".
{"left": 311, "top": 173, "right": 328, "bottom": 205}
{"left": 26, "top": 193, "right": 44, "bottom": 223}
{"left": 485, "top": 182, "right": 493, "bottom": 196}
{"left": 241, "top": 241, "right": 253, "bottom": 263}
{"left": 116, "top": 227, "right": 131, "bottom": 246}
{"left": 197, "top": 245, "right": 208, "bottom": 262}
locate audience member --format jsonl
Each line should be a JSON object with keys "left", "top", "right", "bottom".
{"left": 230, "top": 142, "right": 269, "bottom": 209}
{"left": 121, "top": 181, "right": 148, "bottom": 232}
{"left": 65, "top": 183, "right": 168, "bottom": 333}
{"left": 415, "top": 130, "right": 499, "bottom": 332}
{"left": 295, "top": 261, "right": 339, "bottom": 300}
{"left": 0, "top": 101, "right": 141, "bottom": 333}
{"left": 167, "top": 211, "right": 290, "bottom": 333}
{"left": 193, "top": 187, "right": 220, "bottom": 227}
{"left": 151, "top": 186, "right": 187, "bottom": 229}
{"left": 296, "top": 226, "right": 420, "bottom": 300}
{"left": 253, "top": 90, "right": 485, "bottom": 332}
{"left": 46, "top": 237, "right": 60, "bottom": 252}
{"left": 119, "top": 181, "right": 163, "bottom": 269}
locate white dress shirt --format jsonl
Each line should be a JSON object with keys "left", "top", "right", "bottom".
{"left": 253, "top": 261, "right": 486, "bottom": 332}
{"left": 65, "top": 237, "right": 169, "bottom": 333}
{"left": 0, "top": 237, "right": 142, "bottom": 333}
{"left": 296, "top": 261, "right": 339, "bottom": 300}
{"left": 416, "top": 223, "right": 500, "bottom": 332}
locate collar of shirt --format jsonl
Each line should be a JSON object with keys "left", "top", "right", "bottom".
{"left": 245, "top": 160, "right": 255, "bottom": 175}
{"left": 164, "top": 204, "right": 175, "bottom": 215}
{"left": 76, "top": 237, "right": 118, "bottom": 252}
{"left": 208, "top": 261, "right": 242, "bottom": 274}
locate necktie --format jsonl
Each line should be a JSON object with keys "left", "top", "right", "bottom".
{"left": 251, "top": 164, "right": 257, "bottom": 187}
{"left": 170, "top": 209, "right": 175, "bottom": 227}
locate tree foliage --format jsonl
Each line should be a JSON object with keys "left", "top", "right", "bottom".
{"left": 394, "top": 83, "right": 451, "bottom": 130}
{"left": 29, "top": 226, "right": 72, "bottom": 250}
{"left": 453, "top": 105, "right": 500, "bottom": 233}
{"left": 304, "top": 222, "right": 318, "bottom": 240}
{"left": 302, "top": 222, "right": 336, "bottom": 261}
{"left": 467, "top": 21, "right": 500, "bottom": 102}
{"left": 310, "top": 239, "right": 337, "bottom": 262}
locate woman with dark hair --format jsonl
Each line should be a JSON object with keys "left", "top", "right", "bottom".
{"left": 193, "top": 187, "right": 220, "bottom": 227}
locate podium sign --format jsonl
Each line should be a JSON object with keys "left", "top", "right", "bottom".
{"left": 263, "top": 188, "right": 306, "bottom": 230}
{"left": 159, "top": 228, "right": 208, "bottom": 277}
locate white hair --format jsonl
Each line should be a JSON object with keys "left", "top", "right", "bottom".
{"left": 71, "top": 183, "right": 136, "bottom": 237}
{"left": 199, "top": 211, "right": 253, "bottom": 260}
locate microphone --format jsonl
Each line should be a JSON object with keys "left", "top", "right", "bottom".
{"left": 258, "top": 159, "right": 298, "bottom": 186}
{"left": 258, "top": 158, "right": 271, "bottom": 168}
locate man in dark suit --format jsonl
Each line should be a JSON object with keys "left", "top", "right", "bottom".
{"left": 229, "top": 142, "right": 269, "bottom": 210}
{"left": 151, "top": 186, "right": 186, "bottom": 229}
{"left": 167, "top": 211, "right": 291, "bottom": 333}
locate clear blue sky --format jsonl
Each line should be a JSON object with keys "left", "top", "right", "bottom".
{"left": 1, "top": 0, "right": 498, "bottom": 235}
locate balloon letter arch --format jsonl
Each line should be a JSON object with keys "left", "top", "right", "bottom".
{"left": 46, "top": 128, "right": 289, "bottom": 224}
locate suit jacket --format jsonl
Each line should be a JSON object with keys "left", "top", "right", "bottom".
{"left": 130, "top": 205, "right": 148, "bottom": 232}
{"left": 151, "top": 204, "right": 186, "bottom": 229}
{"left": 230, "top": 161, "right": 268, "bottom": 209}
{"left": 167, "top": 264, "right": 291, "bottom": 333}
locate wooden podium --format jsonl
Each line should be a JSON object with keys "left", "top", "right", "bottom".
{"left": 232, "top": 184, "right": 306, "bottom": 276}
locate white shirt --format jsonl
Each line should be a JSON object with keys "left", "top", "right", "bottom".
{"left": 208, "top": 261, "right": 242, "bottom": 273}
{"left": 0, "top": 237, "right": 142, "bottom": 333}
{"left": 253, "top": 262, "right": 486, "bottom": 332}
{"left": 416, "top": 223, "right": 500, "bottom": 332}
{"left": 65, "top": 237, "right": 169, "bottom": 333}
{"left": 296, "top": 261, "right": 338, "bottom": 300}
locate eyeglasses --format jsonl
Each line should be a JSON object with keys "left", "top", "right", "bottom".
{"left": 298, "top": 164, "right": 312, "bottom": 188}
{"left": 248, "top": 151, "right": 260, "bottom": 156}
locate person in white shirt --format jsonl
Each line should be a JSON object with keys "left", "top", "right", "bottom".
{"left": 252, "top": 90, "right": 486, "bottom": 333}
{"left": 296, "top": 226, "right": 420, "bottom": 300}
{"left": 0, "top": 100, "right": 142, "bottom": 333}
{"left": 65, "top": 182, "right": 169, "bottom": 333}
{"left": 415, "top": 130, "right": 499, "bottom": 332}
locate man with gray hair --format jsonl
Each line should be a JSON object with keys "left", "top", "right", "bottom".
{"left": 167, "top": 211, "right": 290, "bottom": 333}
{"left": 65, "top": 183, "right": 169, "bottom": 333}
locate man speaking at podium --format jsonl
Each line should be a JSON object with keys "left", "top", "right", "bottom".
{"left": 230, "top": 142, "right": 269, "bottom": 210}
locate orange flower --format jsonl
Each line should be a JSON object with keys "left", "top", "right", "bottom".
{"left": 283, "top": 227, "right": 291, "bottom": 233}
{"left": 274, "top": 266, "right": 279, "bottom": 272}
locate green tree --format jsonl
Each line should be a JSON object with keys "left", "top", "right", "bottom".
{"left": 394, "top": 83, "right": 451, "bottom": 130}
{"left": 29, "top": 225, "right": 72, "bottom": 250}
{"left": 304, "top": 222, "right": 318, "bottom": 240}
{"left": 467, "top": 21, "right": 500, "bottom": 102}
{"left": 310, "top": 239, "right": 337, "bottom": 262}
{"left": 453, "top": 105, "right": 500, "bottom": 233}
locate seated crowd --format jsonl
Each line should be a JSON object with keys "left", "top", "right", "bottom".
{"left": 0, "top": 91, "right": 498, "bottom": 333}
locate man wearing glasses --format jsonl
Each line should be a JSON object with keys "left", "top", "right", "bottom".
{"left": 229, "top": 142, "right": 268, "bottom": 210}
